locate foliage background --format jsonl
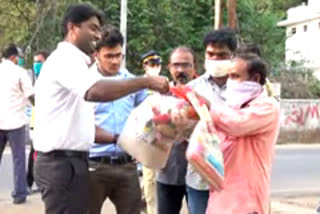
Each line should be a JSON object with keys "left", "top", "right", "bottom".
{"left": 1, "top": 0, "right": 318, "bottom": 98}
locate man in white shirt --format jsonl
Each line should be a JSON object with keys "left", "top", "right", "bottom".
{"left": 0, "top": 44, "right": 34, "bottom": 204}
{"left": 33, "top": 4, "right": 169, "bottom": 214}
{"left": 186, "top": 28, "right": 237, "bottom": 214}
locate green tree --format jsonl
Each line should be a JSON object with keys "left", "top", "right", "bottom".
{"left": 3, "top": 0, "right": 319, "bottom": 98}
{"left": 237, "top": 0, "right": 286, "bottom": 70}
{"left": 0, "top": 0, "right": 36, "bottom": 51}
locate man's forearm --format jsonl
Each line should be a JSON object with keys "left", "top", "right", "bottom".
{"left": 95, "top": 125, "right": 117, "bottom": 144}
{"left": 28, "top": 95, "right": 35, "bottom": 106}
{"left": 85, "top": 77, "right": 148, "bottom": 102}
{"left": 210, "top": 102, "right": 278, "bottom": 137}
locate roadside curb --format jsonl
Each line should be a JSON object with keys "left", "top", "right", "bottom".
{"left": 271, "top": 200, "right": 315, "bottom": 214}
{"left": 276, "top": 144, "right": 320, "bottom": 149}
{"left": 272, "top": 189, "right": 320, "bottom": 197}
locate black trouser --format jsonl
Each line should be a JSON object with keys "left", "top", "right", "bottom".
{"left": 26, "top": 143, "right": 35, "bottom": 188}
{"left": 88, "top": 160, "right": 141, "bottom": 214}
{"left": 156, "top": 181, "right": 187, "bottom": 214}
{"left": 34, "top": 151, "right": 89, "bottom": 214}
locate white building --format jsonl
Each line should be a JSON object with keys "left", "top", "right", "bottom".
{"left": 277, "top": 0, "right": 320, "bottom": 79}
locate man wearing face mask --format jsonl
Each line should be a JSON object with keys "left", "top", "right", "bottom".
{"left": 142, "top": 50, "right": 162, "bottom": 77}
{"left": 140, "top": 50, "right": 162, "bottom": 214}
{"left": 17, "top": 47, "right": 25, "bottom": 67}
{"left": 33, "top": 51, "right": 48, "bottom": 80}
{"left": 185, "top": 28, "right": 237, "bottom": 214}
{"left": 0, "top": 44, "right": 34, "bottom": 204}
{"left": 174, "top": 53, "right": 280, "bottom": 214}
{"left": 156, "top": 46, "right": 197, "bottom": 214}
{"left": 205, "top": 53, "right": 280, "bottom": 214}
{"left": 26, "top": 50, "right": 49, "bottom": 194}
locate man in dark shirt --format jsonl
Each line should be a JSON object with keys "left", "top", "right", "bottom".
{"left": 156, "top": 46, "right": 197, "bottom": 214}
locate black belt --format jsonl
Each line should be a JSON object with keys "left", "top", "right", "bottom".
{"left": 37, "top": 150, "right": 88, "bottom": 160}
{"left": 89, "top": 153, "right": 133, "bottom": 165}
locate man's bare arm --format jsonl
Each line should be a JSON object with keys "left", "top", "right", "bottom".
{"left": 95, "top": 125, "right": 118, "bottom": 144}
{"left": 28, "top": 95, "right": 35, "bottom": 106}
{"left": 85, "top": 76, "right": 169, "bottom": 102}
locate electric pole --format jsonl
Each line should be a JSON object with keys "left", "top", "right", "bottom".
{"left": 214, "top": 0, "right": 222, "bottom": 30}
{"left": 120, "top": 0, "right": 127, "bottom": 67}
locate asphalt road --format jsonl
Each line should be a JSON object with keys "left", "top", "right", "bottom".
{"left": 1, "top": 145, "right": 320, "bottom": 200}
{"left": 271, "top": 145, "right": 320, "bottom": 196}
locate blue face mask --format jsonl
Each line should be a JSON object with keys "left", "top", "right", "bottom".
{"left": 18, "top": 58, "right": 25, "bottom": 67}
{"left": 33, "top": 62, "right": 43, "bottom": 77}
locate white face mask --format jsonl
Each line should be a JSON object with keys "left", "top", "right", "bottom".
{"left": 145, "top": 66, "right": 161, "bottom": 76}
{"left": 204, "top": 59, "right": 231, "bottom": 77}
{"left": 225, "top": 79, "right": 263, "bottom": 109}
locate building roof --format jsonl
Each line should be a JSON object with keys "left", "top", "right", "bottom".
{"left": 278, "top": 15, "right": 320, "bottom": 27}
{"left": 278, "top": 1, "right": 320, "bottom": 27}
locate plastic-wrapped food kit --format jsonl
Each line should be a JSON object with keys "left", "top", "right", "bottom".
{"left": 179, "top": 87, "right": 224, "bottom": 191}
{"left": 118, "top": 92, "right": 194, "bottom": 169}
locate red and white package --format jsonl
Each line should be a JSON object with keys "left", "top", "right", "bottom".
{"left": 186, "top": 121, "right": 224, "bottom": 191}
{"left": 175, "top": 87, "right": 224, "bottom": 191}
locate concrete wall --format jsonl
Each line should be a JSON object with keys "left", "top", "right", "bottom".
{"left": 279, "top": 99, "right": 320, "bottom": 144}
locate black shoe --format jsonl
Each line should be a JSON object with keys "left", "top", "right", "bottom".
{"left": 13, "top": 197, "right": 26, "bottom": 205}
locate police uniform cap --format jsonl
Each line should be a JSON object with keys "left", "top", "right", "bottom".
{"left": 141, "top": 50, "right": 161, "bottom": 64}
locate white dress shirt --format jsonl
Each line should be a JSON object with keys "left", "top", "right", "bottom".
{"left": 33, "top": 42, "right": 100, "bottom": 152}
{"left": 0, "top": 59, "right": 33, "bottom": 130}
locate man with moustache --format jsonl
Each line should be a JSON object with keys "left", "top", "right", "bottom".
{"left": 172, "top": 53, "right": 280, "bottom": 214}
{"left": 156, "top": 46, "right": 197, "bottom": 214}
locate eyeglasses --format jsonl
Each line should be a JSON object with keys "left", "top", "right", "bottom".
{"left": 171, "top": 62, "right": 193, "bottom": 69}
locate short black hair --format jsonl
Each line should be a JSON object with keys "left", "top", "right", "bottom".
{"left": 62, "top": 3, "right": 104, "bottom": 37}
{"left": 34, "top": 50, "right": 49, "bottom": 60}
{"left": 203, "top": 28, "right": 237, "bottom": 52}
{"left": 95, "top": 25, "right": 124, "bottom": 50}
{"left": 235, "top": 53, "right": 267, "bottom": 85}
{"left": 3, "top": 44, "right": 18, "bottom": 59}
{"left": 169, "top": 46, "right": 197, "bottom": 69}
{"left": 236, "top": 43, "right": 261, "bottom": 57}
